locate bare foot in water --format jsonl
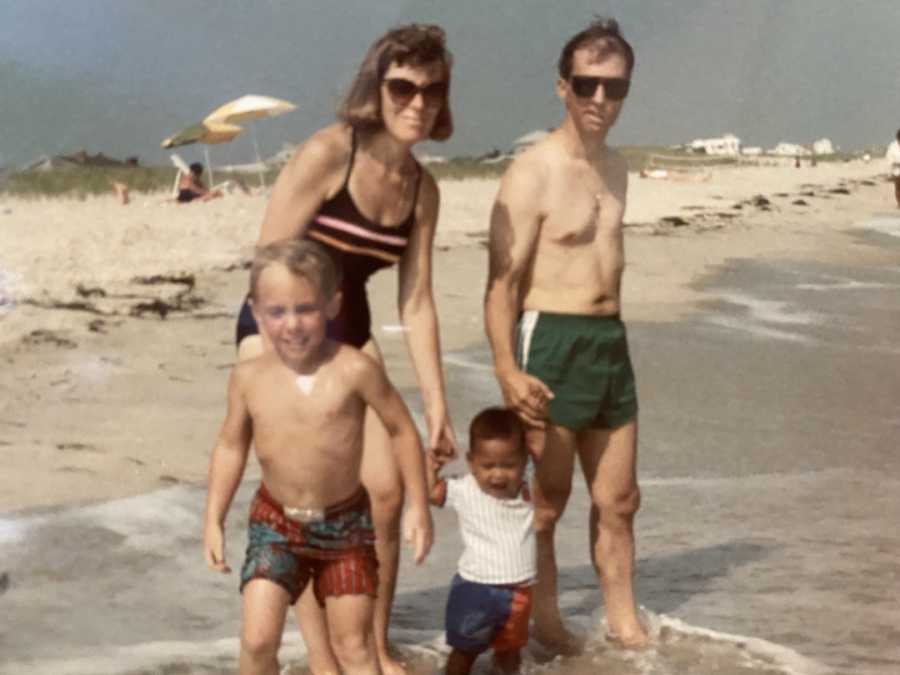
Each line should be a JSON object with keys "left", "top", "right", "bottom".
{"left": 378, "top": 645, "right": 408, "bottom": 675}
{"left": 533, "top": 623, "right": 585, "bottom": 657}
{"left": 606, "top": 617, "right": 650, "bottom": 650}
{"left": 606, "top": 627, "right": 650, "bottom": 650}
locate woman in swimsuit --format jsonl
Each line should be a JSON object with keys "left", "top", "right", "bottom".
{"left": 235, "top": 24, "right": 457, "bottom": 674}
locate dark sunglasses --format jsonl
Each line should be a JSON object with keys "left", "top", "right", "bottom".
{"left": 569, "top": 75, "right": 630, "bottom": 100}
{"left": 383, "top": 78, "right": 448, "bottom": 107}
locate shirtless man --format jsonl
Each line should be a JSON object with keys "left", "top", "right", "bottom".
{"left": 484, "top": 18, "right": 648, "bottom": 649}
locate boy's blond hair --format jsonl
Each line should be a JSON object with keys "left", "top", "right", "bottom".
{"left": 249, "top": 239, "right": 342, "bottom": 300}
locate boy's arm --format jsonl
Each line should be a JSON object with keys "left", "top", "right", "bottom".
{"left": 203, "top": 367, "right": 253, "bottom": 573}
{"left": 355, "top": 356, "right": 433, "bottom": 564}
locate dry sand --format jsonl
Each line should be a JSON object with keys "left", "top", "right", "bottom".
{"left": 0, "top": 159, "right": 895, "bottom": 513}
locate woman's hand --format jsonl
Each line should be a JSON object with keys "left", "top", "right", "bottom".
{"left": 425, "top": 408, "right": 459, "bottom": 460}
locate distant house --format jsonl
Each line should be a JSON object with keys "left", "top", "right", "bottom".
{"left": 690, "top": 133, "right": 741, "bottom": 156}
{"left": 812, "top": 138, "right": 835, "bottom": 155}
{"left": 771, "top": 142, "right": 811, "bottom": 156}
{"left": 741, "top": 147, "right": 763, "bottom": 156}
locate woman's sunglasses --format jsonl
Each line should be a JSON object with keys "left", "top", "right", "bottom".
{"left": 383, "top": 78, "right": 448, "bottom": 107}
{"left": 569, "top": 75, "right": 630, "bottom": 101}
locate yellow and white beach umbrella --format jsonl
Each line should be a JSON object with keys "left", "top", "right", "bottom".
{"left": 205, "top": 95, "right": 297, "bottom": 186}
{"left": 161, "top": 120, "right": 243, "bottom": 149}
{"left": 204, "top": 95, "right": 297, "bottom": 125}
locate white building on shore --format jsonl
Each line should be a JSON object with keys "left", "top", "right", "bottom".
{"left": 690, "top": 133, "right": 741, "bottom": 156}
{"left": 771, "top": 142, "right": 812, "bottom": 156}
{"left": 812, "top": 138, "right": 835, "bottom": 155}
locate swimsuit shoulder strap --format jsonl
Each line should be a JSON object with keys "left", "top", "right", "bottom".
{"left": 339, "top": 127, "right": 357, "bottom": 191}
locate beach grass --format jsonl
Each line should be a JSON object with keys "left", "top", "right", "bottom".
{"left": 1, "top": 166, "right": 176, "bottom": 198}
{"left": 0, "top": 166, "right": 281, "bottom": 199}
{"left": 0, "top": 147, "right": 867, "bottom": 198}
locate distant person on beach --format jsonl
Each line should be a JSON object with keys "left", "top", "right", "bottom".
{"left": 886, "top": 129, "right": 900, "bottom": 208}
{"left": 484, "top": 17, "right": 648, "bottom": 651}
{"left": 427, "top": 407, "right": 534, "bottom": 675}
{"left": 203, "top": 239, "right": 432, "bottom": 675}
{"left": 177, "top": 162, "right": 223, "bottom": 203}
{"left": 234, "top": 23, "right": 458, "bottom": 674}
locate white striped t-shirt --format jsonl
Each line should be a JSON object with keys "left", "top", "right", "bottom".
{"left": 444, "top": 474, "right": 536, "bottom": 585}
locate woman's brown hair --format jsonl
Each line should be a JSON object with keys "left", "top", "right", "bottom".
{"left": 337, "top": 23, "right": 454, "bottom": 141}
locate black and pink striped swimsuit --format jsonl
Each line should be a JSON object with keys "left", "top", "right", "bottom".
{"left": 236, "top": 131, "right": 421, "bottom": 348}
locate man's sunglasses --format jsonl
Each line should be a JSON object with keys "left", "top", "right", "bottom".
{"left": 383, "top": 78, "right": 448, "bottom": 107}
{"left": 569, "top": 76, "right": 630, "bottom": 101}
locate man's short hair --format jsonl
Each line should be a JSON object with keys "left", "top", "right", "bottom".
{"left": 249, "top": 239, "right": 342, "bottom": 301}
{"left": 189, "top": 162, "right": 204, "bottom": 176}
{"left": 469, "top": 407, "right": 527, "bottom": 458}
{"left": 558, "top": 17, "right": 635, "bottom": 79}
{"left": 337, "top": 23, "right": 454, "bottom": 141}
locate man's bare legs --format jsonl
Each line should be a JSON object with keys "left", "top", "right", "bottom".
{"left": 577, "top": 419, "right": 647, "bottom": 646}
{"left": 240, "top": 580, "right": 292, "bottom": 675}
{"left": 529, "top": 425, "right": 583, "bottom": 654}
{"left": 530, "top": 420, "right": 646, "bottom": 653}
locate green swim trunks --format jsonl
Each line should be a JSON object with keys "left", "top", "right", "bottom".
{"left": 516, "top": 310, "right": 637, "bottom": 431}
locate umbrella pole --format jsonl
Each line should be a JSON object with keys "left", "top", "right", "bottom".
{"left": 251, "top": 127, "right": 265, "bottom": 189}
{"left": 205, "top": 147, "right": 214, "bottom": 187}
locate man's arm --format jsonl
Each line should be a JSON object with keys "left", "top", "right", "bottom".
{"left": 202, "top": 367, "right": 253, "bottom": 573}
{"left": 484, "top": 156, "right": 554, "bottom": 427}
{"left": 354, "top": 354, "right": 433, "bottom": 564}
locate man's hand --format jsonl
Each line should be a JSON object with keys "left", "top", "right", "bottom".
{"left": 497, "top": 367, "right": 554, "bottom": 428}
{"left": 203, "top": 522, "right": 231, "bottom": 574}
{"left": 402, "top": 504, "right": 434, "bottom": 564}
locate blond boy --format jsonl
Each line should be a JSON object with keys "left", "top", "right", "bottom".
{"left": 203, "top": 239, "right": 433, "bottom": 675}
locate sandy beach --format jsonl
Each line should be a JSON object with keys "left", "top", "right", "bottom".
{"left": 0, "top": 159, "right": 893, "bottom": 512}
{"left": 2, "top": 159, "right": 899, "bottom": 674}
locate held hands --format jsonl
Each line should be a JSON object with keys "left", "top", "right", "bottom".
{"left": 203, "top": 522, "right": 231, "bottom": 574}
{"left": 497, "top": 367, "right": 554, "bottom": 428}
{"left": 403, "top": 504, "right": 434, "bottom": 564}
{"left": 425, "top": 409, "right": 459, "bottom": 461}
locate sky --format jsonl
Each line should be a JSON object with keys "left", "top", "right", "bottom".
{"left": 1, "top": 0, "right": 899, "bottom": 169}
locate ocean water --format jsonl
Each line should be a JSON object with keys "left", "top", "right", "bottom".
{"left": 3, "top": 217, "right": 900, "bottom": 674}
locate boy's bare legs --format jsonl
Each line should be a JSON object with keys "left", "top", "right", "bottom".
{"left": 577, "top": 419, "right": 647, "bottom": 647}
{"left": 445, "top": 648, "right": 478, "bottom": 675}
{"left": 529, "top": 426, "right": 583, "bottom": 655}
{"left": 360, "top": 403, "right": 406, "bottom": 675}
{"left": 292, "top": 404, "right": 405, "bottom": 675}
{"left": 326, "top": 594, "right": 381, "bottom": 675}
{"left": 294, "top": 590, "right": 341, "bottom": 674}
{"left": 240, "top": 580, "right": 292, "bottom": 675}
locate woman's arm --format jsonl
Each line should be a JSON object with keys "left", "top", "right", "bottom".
{"left": 354, "top": 352, "right": 433, "bottom": 563}
{"left": 397, "top": 171, "right": 458, "bottom": 455}
{"left": 257, "top": 124, "right": 351, "bottom": 246}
